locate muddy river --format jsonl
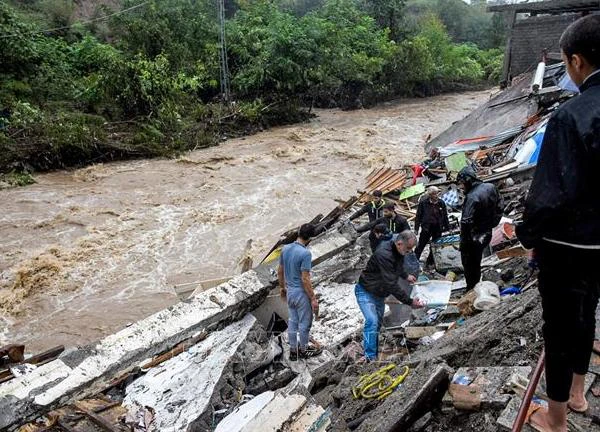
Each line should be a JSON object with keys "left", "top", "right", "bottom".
{"left": 0, "top": 91, "right": 490, "bottom": 352}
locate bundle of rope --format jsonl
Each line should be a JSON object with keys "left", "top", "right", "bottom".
{"left": 352, "top": 364, "right": 410, "bottom": 400}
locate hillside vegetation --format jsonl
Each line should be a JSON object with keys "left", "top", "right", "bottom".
{"left": 0, "top": 0, "right": 505, "bottom": 173}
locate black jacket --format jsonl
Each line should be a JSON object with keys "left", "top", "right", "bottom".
{"left": 517, "top": 72, "right": 600, "bottom": 249}
{"left": 460, "top": 181, "right": 502, "bottom": 244}
{"left": 356, "top": 214, "right": 410, "bottom": 234}
{"left": 350, "top": 199, "right": 387, "bottom": 222}
{"left": 358, "top": 239, "right": 412, "bottom": 304}
{"left": 415, "top": 197, "right": 450, "bottom": 232}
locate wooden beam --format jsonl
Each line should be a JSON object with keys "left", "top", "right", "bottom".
{"left": 141, "top": 330, "right": 208, "bottom": 370}
{"left": 73, "top": 402, "right": 119, "bottom": 432}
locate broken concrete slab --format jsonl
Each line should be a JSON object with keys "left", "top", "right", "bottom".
{"left": 240, "top": 393, "right": 307, "bottom": 432}
{"left": 311, "top": 282, "right": 363, "bottom": 348}
{"left": 443, "top": 366, "right": 532, "bottom": 410}
{"left": 0, "top": 270, "right": 272, "bottom": 430}
{"left": 286, "top": 403, "right": 330, "bottom": 432}
{"left": 215, "top": 391, "right": 276, "bottom": 432}
{"left": 308, "top": 231, "right": 354, "bottom": 267}
{"left": 123, "top": 314, "right": 257, "bottom": 432}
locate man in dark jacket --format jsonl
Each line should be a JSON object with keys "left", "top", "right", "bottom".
{"left": 414, "top": 186, "right": 450, "bottom": 267}
{"left": 355, "top": 231, "right": 425, "bottom": 361}
{"left": 370, "top": 223, "right": 392, "bottom": 253}
{"left": 356, "top": 202, "right": 410, "bottom": 236}
{"left": 349, "top": 190, "right": 386, "bottom": 222}
{"left": 457, "top": 166, "right": 503, "bottom": 290}
{"left": 356, "top": 203, "right": 411, "bottom": 257}
{"left": 516, "top": 16, "right": 600, "bottom": 432}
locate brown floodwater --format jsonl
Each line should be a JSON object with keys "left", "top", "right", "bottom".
{"left": 0, "top": 91, "right": 490, "bottom": 352}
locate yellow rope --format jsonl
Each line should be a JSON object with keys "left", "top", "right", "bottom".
{"left": 352, "top": 364, "right": 410, "bottom": 400}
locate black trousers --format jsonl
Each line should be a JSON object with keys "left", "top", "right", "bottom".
{"left": 537, "top": 242, "right": 600, "bottom": 402}
{"left": 415, "top": 225, "right": 442, "bottom": 265}
{"left": 460, "top": 240, "right": 487, "bottom": 290}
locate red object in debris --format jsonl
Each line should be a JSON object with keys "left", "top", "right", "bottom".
{"left": 411, "top": 164, "right": 425, "bottom": 185}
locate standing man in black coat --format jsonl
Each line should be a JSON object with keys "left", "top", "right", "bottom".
{"left": 414, "top": 186, "right": 450, "bottom": 267}
{"left": 516, "top": 16, "right": 600, "bottom": 432}
{"left": 457, "top": 166, "right": 502, "bottom": 290}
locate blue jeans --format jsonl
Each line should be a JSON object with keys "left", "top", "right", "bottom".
{"left": 355, "top": 283, "right": 385, "bottom": 360}
{"left": 287, "top": 291, "right": 313, "bottom": 351}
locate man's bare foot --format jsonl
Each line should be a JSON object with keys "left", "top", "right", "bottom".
{"left": 528, "top": 406, "right": 568, "bottom": 432}
{"left": 567, "top": 394, "right": 588, "bottom": 413}
{"left": 593, "top": 339, "right": 600, "bottom": 355}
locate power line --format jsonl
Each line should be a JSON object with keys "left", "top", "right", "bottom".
{"left": 0, "top": 1, "right": 150, "bottom": 39}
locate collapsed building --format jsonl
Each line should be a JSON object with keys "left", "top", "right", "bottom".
{"left": 2, "top": 56, "right": 600, "bottom": 432}
{"left": 489, "top": 0, "right": 600, "bottom": 86}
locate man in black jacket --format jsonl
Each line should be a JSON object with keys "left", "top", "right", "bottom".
{"left": 349, "top": 190, "right": 386, "bottom": 222}
{"left": 457, "top": 166, "right": 503, "bottom": 290}
{"left": 414, "top": 186, "right": 450, "bottom": 267}
{"left": 355, "top": 231, "right": 425, "bottom": 361}
{"left": 355, "top": 202, "right": 410, "bottom": 236}
{"left": 516, "top": 16, "right": 600, "bottom": 432}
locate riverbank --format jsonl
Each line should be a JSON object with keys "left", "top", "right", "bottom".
{"left": 0, "top": 90, "right": 490, "bottom": 352}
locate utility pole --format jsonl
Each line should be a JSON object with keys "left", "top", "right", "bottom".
{"left": 218, "top": 0, "right": 231, "bottom": 103}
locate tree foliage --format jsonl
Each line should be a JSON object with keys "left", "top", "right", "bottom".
{"left": 0, "top": 0, "right": 504, "bottom": 172}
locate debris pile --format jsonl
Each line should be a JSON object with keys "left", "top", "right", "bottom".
{"left": 3, "top": 63, "right": 600, "bottom": 432}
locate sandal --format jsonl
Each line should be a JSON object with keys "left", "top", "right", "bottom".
{"left": 525, "top": 402, "right": 548, "bottom": 432}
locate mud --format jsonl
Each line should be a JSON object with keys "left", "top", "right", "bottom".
{"left": 0, "top": 91, "right": 490, "bottom": 352}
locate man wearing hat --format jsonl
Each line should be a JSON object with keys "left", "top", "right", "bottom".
{"left": 414, "top": 186, "right": 450, "bottom": 268}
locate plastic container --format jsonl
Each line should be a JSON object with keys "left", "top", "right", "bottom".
{"left": 473, "top": 281, "right": 501, "bottom": 311}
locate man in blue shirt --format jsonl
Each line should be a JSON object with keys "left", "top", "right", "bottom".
{"left": 278, "top": 223, "right": 323, "bottom": 360}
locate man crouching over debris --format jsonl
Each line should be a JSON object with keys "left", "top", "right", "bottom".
{"left": 516, "top": 15, "right": 600, "bottom": 432}
{"left": 278, "top": 223, "right": 323, "bottom": 360}
{"left": 355, "top": 230, "right": 425, "bottom": 362}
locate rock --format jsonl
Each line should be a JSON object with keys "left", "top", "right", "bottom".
{"left": 410, "top": 412, "right": 433, "bottom": 431}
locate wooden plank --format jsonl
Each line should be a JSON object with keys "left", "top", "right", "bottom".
{"left": 141, "top": 330, "right": 208, "bottom": 370}
{"left": 73, "top": 402, "right": 119, "bottom": 432}
{"left": 28, "top": 346, "right": 65, "bottom": 366}
{"left": 367, "top": 169, "right": 396, "bottom": 192}
{"left": 0, "top": 345, "right": 64, "bottom": 385}
{"left": 366, "top": 167, "right": 391, "bottom": 189}
{"left": 369, "top": 169, "right": 396, "bottom": 190}
{"left": 376, "top": 172, "right": 407, "bottom": 194}
{"left": 496, "top": 246, "right": 527, "bottom": 260}
{"left": 367, "top": 167, "right": 391, "bottom": 185}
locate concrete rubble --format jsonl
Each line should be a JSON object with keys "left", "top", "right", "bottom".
{"left": 4, "top": 60, "right": 600, "bottom": 432}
